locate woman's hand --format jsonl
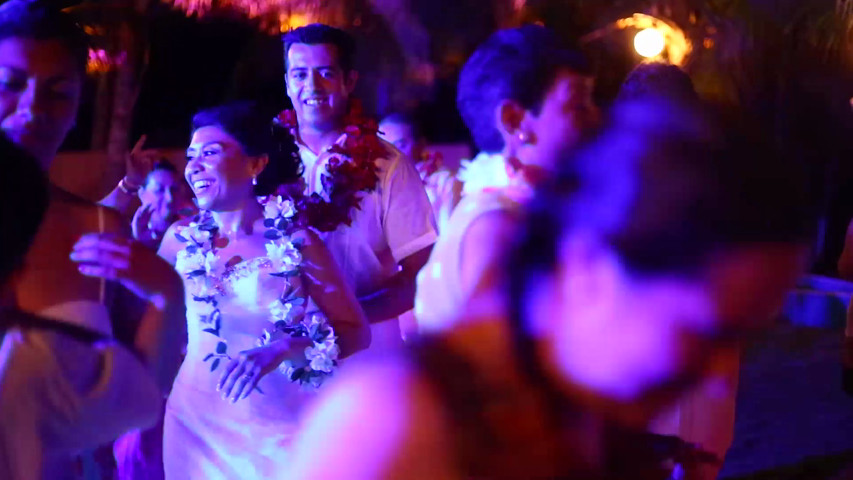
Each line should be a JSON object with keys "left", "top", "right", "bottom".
{"left": 70, "top": 232, "right": 183, "bottom": 308}
{"left": 217, "top": 338, "right": 312, "bottom": 403}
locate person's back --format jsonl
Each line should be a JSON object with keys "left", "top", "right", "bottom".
{"left": 0, "top": 310, "right": 162, "bottom": 480}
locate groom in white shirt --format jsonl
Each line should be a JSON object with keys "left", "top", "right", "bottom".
{"left": 283, "top": 24, "right": 437, "bottom": 352}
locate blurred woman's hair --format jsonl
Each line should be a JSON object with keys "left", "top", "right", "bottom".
{"left": 191, "top": 102, "right": 303, "bottom": 196}
{"left": 457, "top": 24, "right": 592, "bottom": 153}
{"left": 509, "top": 97, "right": 814, "bottom": 322}
{"left": 0, "top": 132, "right": 48, "bottom": 283}
{"left": 0, "top": 0, "right": 89, "bottom": 75}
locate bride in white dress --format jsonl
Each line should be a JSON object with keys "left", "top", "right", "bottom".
{"left": 157, "top": 103, "right": 370, "bottom": 479}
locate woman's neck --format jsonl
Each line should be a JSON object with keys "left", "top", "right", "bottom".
{"left": 211, "top": 200, "right": 262, "bottom": 237}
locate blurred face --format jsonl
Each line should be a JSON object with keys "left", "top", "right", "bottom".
{"left": 535, "top": 239, "right": 807, "bottom": 425}
{"left": 139, "top": 168, "right": 180, "bottom": 222}
{"left": 185, "top": 126, "right": 257, "bottom": 212}
{"left": 0, "top": 37, "right": 81, "bottom": 169}
{"left": 519, "top": 70, "right": 598, "bottom": 169}
{"left": 285, "top": 43, "right": 356, "bottom": 133}
{"left": 378, "top": 121, "right": 420, "bottom": 160}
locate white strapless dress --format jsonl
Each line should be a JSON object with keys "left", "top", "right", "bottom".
{"left": 163, "top": 257, "right": 320, "bottom": 480}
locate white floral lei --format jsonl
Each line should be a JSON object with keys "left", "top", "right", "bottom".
{"left": 174, "top": 196, "right": 340, "bottom": 390}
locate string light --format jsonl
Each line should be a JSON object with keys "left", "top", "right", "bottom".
{"left": 634, "top": 27, "right": 665, "bottom": 58}
{"left": 581, "top": 13, "right": 692, "bottom": 66}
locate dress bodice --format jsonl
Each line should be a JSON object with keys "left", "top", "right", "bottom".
{"left": 173, "top": 255, "right": 316, "bottom": 425}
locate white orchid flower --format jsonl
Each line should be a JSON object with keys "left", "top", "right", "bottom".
{"left": 265, "top": 240, "right": 302, "bottom": 272}
{"left": 268, "top": 299, "right": 293, "bottom": 323}
{"left": 263, "top": 196, "right": 296, "bottom": 220}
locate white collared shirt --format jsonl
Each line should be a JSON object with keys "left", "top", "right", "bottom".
{"left": 298, "top": 136, "right": 438, "bottom": 351}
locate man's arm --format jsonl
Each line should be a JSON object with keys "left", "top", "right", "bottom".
{"left": 365, "top": 144, "right": 439, "bottom": 324}
{"left": 359, "top": 245, "right": 432, "bottom": 324}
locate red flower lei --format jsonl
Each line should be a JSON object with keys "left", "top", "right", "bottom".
{"left": 272, "top": 100, "right": 383, "bottom": 233}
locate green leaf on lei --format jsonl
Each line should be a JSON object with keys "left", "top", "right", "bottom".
{"left": 290, "top": 367, "right": 305, "bottom": 382}
{"left": 215, "top": 341, "right": 227, "bottom": 354}
{"left": 174, "top": 233, "right": 189, "bottom": 243}
{"left": 203, "top": 353, "right": 213, "bottom": 362}
{"left": 210, "top": 358, "right": 220, "bottom": 372}
{"left": 263, "top": 218, "right": 276, "bottom": 228}
{"left": 270, "top": 270, "right": 299, "bottom": 278}
{"left": 202, "top": 328, "right": 218, "bottom": 336}
{"left": 264, "top": 229, "right": 281, "bottom": 240}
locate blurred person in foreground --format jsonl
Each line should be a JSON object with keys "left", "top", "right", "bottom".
{"left": 286, "top": 98, "right": 814, "bottom": 479}
{"left": 0, "top": 0, "right": 186, "bottom": 355}
{"left": 0, "top": 133, "right": 181, "bottom": 480}
{"left": 617, "top": 61, "right": 740, "bottom": 480}
{"left": 413, "top": 25, "right": 599, "bottom": 335}
{"left": 0, "top": 2, "right": 187, "bottom": 477}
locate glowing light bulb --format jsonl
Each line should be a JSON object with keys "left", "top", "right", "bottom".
{"left": 634, "top": 28, "right": 665, "bottom": 58}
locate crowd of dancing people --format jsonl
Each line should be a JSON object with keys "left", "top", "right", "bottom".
{"left": 0, "top": 1, "right": 819, "bottom": 479}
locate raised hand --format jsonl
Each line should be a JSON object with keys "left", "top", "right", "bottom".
{"left": 125, "top": 135, "right": 160, "bottom": 188}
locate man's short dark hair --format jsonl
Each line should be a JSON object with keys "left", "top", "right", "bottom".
{"left": 0, "top": 0, "right": 89, "bottom": 76}
{"left": 282, "top": 23, "right": 356, "bottom": 73}
{"left": 0, "top": 132, "right": 48, "bottom": 283}
{"left": 457, "top": 24, "right": 592, "bottom": 153}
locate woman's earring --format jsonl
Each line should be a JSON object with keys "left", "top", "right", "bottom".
{"left": 252, "top": 175, "right": 258, "bottom": 186}
{"left": 517, "top": 131, "right": 529, "bottom": 144}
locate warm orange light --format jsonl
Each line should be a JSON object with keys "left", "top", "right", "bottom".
{"left": 87, "top": 49, "right": 127, "bottom": 75}
{"left": 168, "top": 0, "right": 317, "bottom": 32}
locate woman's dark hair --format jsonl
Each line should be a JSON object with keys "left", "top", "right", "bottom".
{"left": 0, "top": 132, "right": 48, "bottom": 283}
{"left": 517, "top": 99, "right": 813, "bottom": 280}
{"left": 0, "top": 0, "right": 89, "bottom": 75}
{"left": 283, "top": 23, "right": 356, "bottom": 73}
{"left": 457, "top": 24, "right": 592, "bottom": 153}
{"left": 191, "top": 102, "right": 303, "bottom": 196}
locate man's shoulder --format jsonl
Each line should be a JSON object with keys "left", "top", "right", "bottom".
{"left": 373, "top": 138, "right": 405, "bottom": 169}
